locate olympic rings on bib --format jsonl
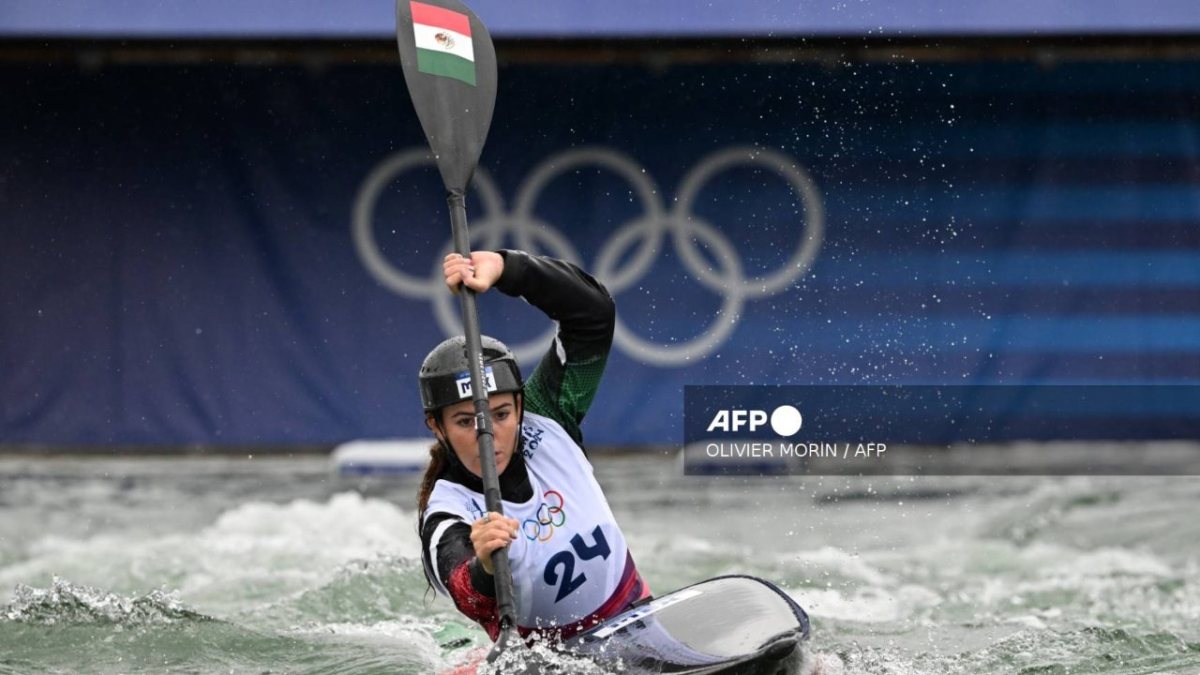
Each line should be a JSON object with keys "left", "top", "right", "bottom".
{"left": 522, "top": 490, "right": 567, "bottom": 542}
{"left": 352, "top": 146, "right": 824, "bottom": 366}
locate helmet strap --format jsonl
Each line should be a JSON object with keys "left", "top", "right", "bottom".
{"left": 430, "top": 417, "right": 460, "bottom": 466}
{"left": 513, "top": 391, "right": 526, "bottom": 458}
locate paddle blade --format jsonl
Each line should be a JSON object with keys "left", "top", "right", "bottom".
{"left": 395, "top": 0, "right": 498, "bottom": 193}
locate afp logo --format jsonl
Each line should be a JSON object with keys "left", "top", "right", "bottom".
{"left": 706, "top": 405, "right": 803, "bottom": 437}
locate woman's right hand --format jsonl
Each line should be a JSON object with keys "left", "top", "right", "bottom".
{"left": 470, "top": 511, "right": 520, "bottom": 575}
{"left": 444, "top": 252, "right": 504, "bottom": 295}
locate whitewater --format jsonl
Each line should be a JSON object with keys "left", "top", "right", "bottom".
{"left": 2, "top": 453, "right": 1198, "bottom": 674}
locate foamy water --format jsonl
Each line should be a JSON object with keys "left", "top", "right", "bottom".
{"left": 2, "top": 454, "right": 1198, "bottom": 673}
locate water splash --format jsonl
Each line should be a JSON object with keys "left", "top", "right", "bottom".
{"left": 3, "top": 576, "right": 208, "bottom": 626}
{"left": 476, "top": 640, "right": 621, "bottom": 675}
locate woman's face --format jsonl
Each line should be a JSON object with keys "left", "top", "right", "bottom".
{"left": 428, "top": 393, "right": 521, "bottom": 477}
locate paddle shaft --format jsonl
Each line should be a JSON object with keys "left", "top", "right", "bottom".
{"left": 447, "top": 190, "right": 518, "bottom": 632}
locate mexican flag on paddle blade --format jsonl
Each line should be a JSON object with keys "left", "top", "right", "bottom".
{"left": 411, "top": 1, "right": 476, "bottom": 86}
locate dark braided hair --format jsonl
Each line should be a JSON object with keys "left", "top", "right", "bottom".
{"left": 417, "top": 440, "right": 447, "bottom": 527}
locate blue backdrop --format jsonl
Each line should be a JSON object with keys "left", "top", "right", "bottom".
{"left": 2, "top": 59, "right": 1199, "bottom": 445}
{"left": 5, "top": 0, "right": 1200, "bottom": 37}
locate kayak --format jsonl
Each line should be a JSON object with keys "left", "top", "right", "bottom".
{"left": 482, "top": 575, "right": 810, "bottom": 674}
{"left": 565, "top": 575, "right": 810, "bottom": 674}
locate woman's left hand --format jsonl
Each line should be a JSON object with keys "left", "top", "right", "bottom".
{"left": 443, "top": 252, "right": 504, "bottom": 295}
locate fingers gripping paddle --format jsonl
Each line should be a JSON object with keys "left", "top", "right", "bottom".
{"left": 394, "top": 0, "right": 520, "bottom": 660}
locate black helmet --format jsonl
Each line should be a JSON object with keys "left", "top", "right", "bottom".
{"left": 419, "top": 335, "right": 523, "bottom": 412}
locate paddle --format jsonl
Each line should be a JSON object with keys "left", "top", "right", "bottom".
{"left": 393, "top": 0, "right": 520, "bottom": 661}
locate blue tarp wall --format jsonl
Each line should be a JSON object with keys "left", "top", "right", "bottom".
{"left": 5, "top": 0, "right": 1200, "bottom": 37}
{"left": 2, "top": 58, "right": 1199, "bottom": 445}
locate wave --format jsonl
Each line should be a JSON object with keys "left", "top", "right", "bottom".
{"left": 0, "top": 577, "right": 447, "bottom": 675}
{"left": 2, "top": 576, "right": 210, "bottom": 626}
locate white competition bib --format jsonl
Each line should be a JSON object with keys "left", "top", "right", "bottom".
{"left": 424, "top": 413, "right": 631, "bottom": 629}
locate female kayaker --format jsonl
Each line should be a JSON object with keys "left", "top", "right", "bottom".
{"left": 416, "top": 249, "right": 649, "bottom": 642}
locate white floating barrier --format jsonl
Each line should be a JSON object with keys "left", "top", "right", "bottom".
{"left": 330, "top": 439, "right": 431, "bottom": 477}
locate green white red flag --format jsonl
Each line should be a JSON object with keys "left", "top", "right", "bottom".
{"left": 410, "top": 1, "right": 476, "bottom": 86}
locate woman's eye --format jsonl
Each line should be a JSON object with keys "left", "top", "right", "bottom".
{"left": 494, "top": 411, "right": 509, "bottom": 420}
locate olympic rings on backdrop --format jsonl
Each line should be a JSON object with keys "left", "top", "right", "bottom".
{"left": 522, "top": 490, "right": 567, "bottom": 542}
{"left": 351, "top": 145, "right": 824, "bottom": 366}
